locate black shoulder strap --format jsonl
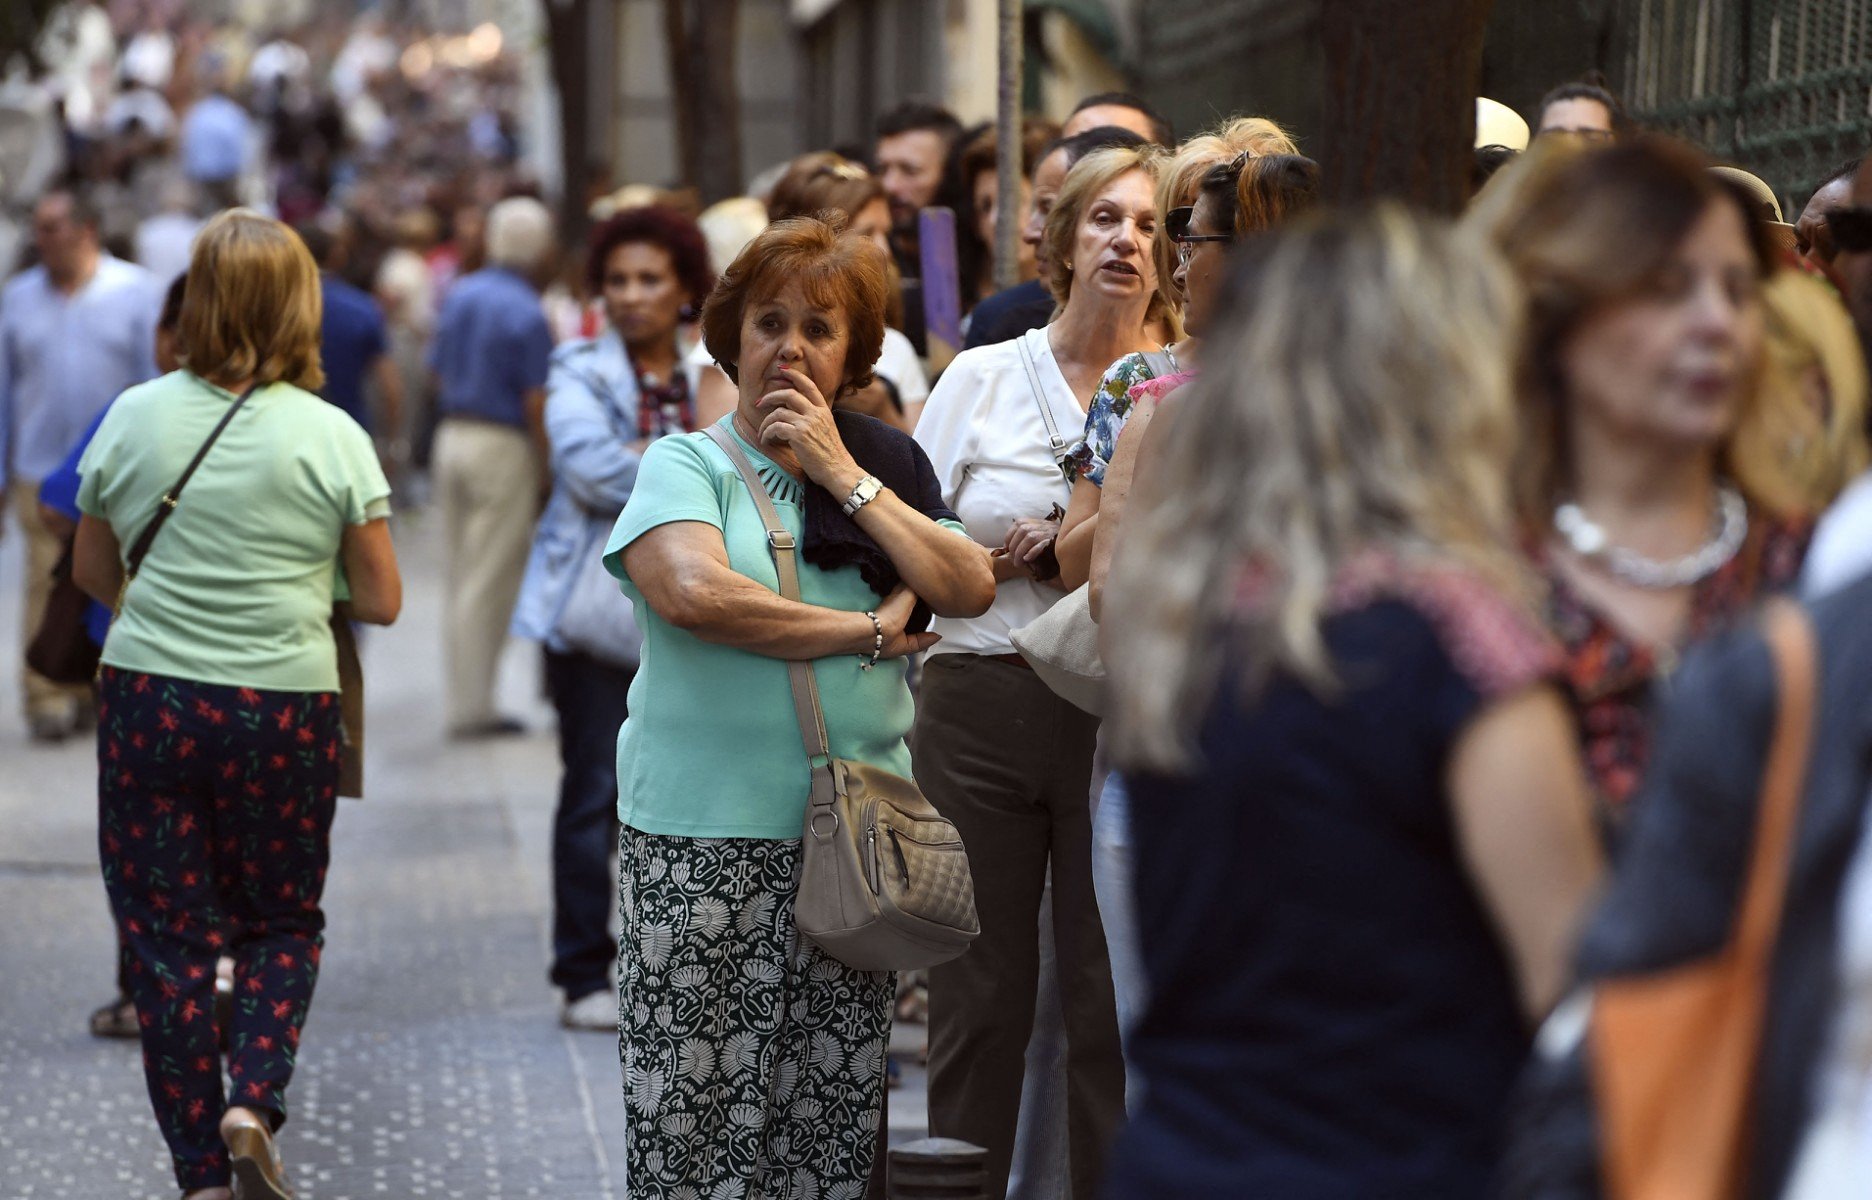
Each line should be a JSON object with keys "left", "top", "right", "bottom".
{"left": 124, "top": 381, "right": 260, "bottom": 581}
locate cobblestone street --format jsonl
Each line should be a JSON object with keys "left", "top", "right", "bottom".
{"left": 0, "top": 509, "right": 928, "bottom": 1199}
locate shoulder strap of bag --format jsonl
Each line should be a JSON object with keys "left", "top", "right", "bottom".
{"left": 1016, "top": 331, "right": 1070, "bottom": 468}
{"left": 123, "top": 381, "right": 261, "bottom": 582}
{"left": 702, "top": 424, "right": 833, "bottom": 766}
{"left": 1140, "top": 348, "right": 1177, "bottom": 380}
{"left": 1735, "top": 596, "right": 1817, "bottom": 963}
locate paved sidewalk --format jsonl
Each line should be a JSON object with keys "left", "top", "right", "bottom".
{"left": 0, "top": 509, "right": 927, "bottom": 1199}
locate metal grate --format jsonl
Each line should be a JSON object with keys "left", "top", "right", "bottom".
{"left": 1613, "top": 0, "right": 1872, "bottom": 215}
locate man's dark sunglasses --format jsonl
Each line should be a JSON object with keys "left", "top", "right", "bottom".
{"left": 1166, "top": 206, "right": 1233, "bottom": 246}
{"left": 1826, "top": 207, "right": 1872, "bottom": 255}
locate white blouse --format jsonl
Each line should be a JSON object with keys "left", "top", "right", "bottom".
{"left": 1782, "top": 806, "right": 1872, "bottom": 1197}
{"left": 914, "top": 325, "right": 1083, "bottom": 658}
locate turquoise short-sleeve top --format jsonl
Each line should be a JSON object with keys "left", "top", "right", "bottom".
{"left": 603, "top": 417, "right": 965, "bottom": 840}
{"left": 77, "top": 371, "right": 391, "bottom": 693}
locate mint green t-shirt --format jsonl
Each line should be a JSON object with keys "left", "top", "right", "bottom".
{"left": 603, "top": 418, "right": 967, "bottom": 840}
{"left": 77, "top": 371, "right": 391, "bottom": 692}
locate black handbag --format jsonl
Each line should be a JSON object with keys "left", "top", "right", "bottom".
{"left": 25, "top": 537, "right": 101, "bottom": 684}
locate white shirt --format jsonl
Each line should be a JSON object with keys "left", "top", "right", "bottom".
{"left": 914, "top": 325, "right": 1079, "bottom": 657}
{"left": 1782, "top": 809, "right": 1872, "bottom": 1197}
{"left": 1803, "top": 470, "right": 1872, "bottom": 600}
{"left": 134, "top": 212, "right": 202, "bottom": 283}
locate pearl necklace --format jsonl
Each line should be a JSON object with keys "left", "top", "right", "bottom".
{"left": 1553, "top": 484, "right": 1748, "bottom": 590}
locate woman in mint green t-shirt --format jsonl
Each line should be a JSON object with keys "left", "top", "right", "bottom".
{"left": 71, "top": 211, "right": 402, "bottom": 1200}
{"left": 603, "top": 218, "right": 992, "bottom": 1199}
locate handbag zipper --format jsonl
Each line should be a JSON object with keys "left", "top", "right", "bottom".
{"left": 865, "top": 825, "right": 880, "bottom": 893}
{"left": 887, "top": 826, "right": 911, "bottom": 887}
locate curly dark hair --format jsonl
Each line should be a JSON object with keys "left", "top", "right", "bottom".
{"left": 584, "top": 205, "right": 715, "bottom": 305}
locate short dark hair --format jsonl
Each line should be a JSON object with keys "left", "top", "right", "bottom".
{"left": 875, "top": 101, "right": 963, "bottom": 145}
{"left": 1536, "top": 81, "right": 1627, "bottom": 134}
{"left": 42, "top": 186, "right": 101, "bottom": 232}
{"left": 1039, "top": 126, "right": 1150, "bottom": 175}
{"left": 1818, "top": 155, "right": 1865, "bottom": 189}
{"left": 158, "top": 274, "right": 187, "bottom": 331}
{"left": 1069, "top": 91, "right": 1172, "bottom": 144}
{"left": 293, "top": 220, "right": 337, "bottom": 268}
{"left": 1473, "top": 144, "right": 1519, "bottom": 189}
{"left": 585, "top": 205, "right": 715, "bottom": 306}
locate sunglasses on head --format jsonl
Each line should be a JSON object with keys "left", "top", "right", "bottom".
{"left": 1826, "top": 206, "right": 1872, "bottom": 255}
{"left": 1166, "top": 206, "right": 1233, "bottom": 246}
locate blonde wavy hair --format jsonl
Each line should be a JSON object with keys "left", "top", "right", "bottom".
{"left": 1042, "top": 145, "right": 1180, "bottom": 338}
{"left": 1755, "top": 268, "right": 1869, "bottom": 509}
{"left": 178, "top": 209, "right": 324, "bottom": 390}
{"left": 1105, "top": 208, "right": 1531, "bottom": 771}
{"left": 1151, "top": 116, "right": 1300, "bottom": 306}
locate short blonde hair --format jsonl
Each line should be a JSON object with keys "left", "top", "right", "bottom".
{"left": 1152, "top": 117, "right": 1300, "bottom": 304}
{"left": 1043, "top": 145, "right": 1179, "bottom": 337}
{"left": 178, "top": 209, "right": 324, "bottom": 390}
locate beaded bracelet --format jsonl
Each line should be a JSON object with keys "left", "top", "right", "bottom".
{"left": 859, "top": 611, "right": 884, "bottom": 671}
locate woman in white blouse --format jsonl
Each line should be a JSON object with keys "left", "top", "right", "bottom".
{"left": 911, "top": 143, "right": 1172, "bottom": 1200}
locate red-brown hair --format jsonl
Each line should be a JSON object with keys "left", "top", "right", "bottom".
{"left": 699, "top": 216, "right": 889, "bottom": 395}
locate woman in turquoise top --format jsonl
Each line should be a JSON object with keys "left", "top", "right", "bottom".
{"left": 71, "top": 211, "right": 403, "bottom": 1200}
{"left": 604, "top": 217, "right": 993, "bottom": 1198}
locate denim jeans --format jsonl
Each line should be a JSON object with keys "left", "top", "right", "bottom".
{"left": 544, "top": 649, "right": 634, "bottom": 1000}
{"left": 1092, "top": 770, "right": 1149, "bottom": 1112}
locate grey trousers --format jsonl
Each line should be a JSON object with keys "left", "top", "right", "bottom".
{"left": 916, "top": 653, "right": 1123, "bottom": 1200}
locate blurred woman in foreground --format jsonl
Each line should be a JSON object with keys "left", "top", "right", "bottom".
{"left": 1100, "top": 209, "right": 1602, "bottom": 1198}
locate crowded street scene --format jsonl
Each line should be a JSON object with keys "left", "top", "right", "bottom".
{"left": 4, "top": 0, "right": 1872, "bottom": 1197}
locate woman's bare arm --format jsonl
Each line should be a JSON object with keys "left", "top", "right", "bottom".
{"left": 623, "top": 520, "right": 940, "bottom": 659}
{"left": 1088, "top": 400, "right": 1170, "bottom": 622}
{"left": 1448, "top": 685, "right": 1605, "bottom": 1021}
{"left": 341, "top": 518, "right": 403, "bottom": 625}
{"left": 73, "top": 514, "right": 124, "bottom": 606}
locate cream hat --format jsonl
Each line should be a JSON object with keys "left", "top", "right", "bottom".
{"left": 1709, "top": 165, "right": 1785, "bottom": 223}
{"left": 1476, "top": 97, "right": 1530, "bottom": 151}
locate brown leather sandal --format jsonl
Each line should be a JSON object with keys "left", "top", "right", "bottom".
{"left": 222, "top": 1114, "right": 293, "bottom": 1200}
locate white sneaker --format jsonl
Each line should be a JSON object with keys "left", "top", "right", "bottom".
{"left": 560, "top": 989, "right": 617, "bottom": 1032}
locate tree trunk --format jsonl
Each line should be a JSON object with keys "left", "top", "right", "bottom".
{"left": 664, "top": 0, "right": 743, "bottom": 204}
{"left": 1317, "top": 0, "right": 1497, "bottom": 213}
{"left": 544, "top": 0, "right": 593, "bottom": 246}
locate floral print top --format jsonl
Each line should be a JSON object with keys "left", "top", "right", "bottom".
{"left": 1536, "top": 509, "right": 1810, "bottom": 838}
{"left": 1064, "top": 348, "right": 1180, "bottom": 486}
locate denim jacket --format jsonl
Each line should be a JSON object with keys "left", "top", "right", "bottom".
{"left": 511, "top": 330, "right": 647, "bottom": 650}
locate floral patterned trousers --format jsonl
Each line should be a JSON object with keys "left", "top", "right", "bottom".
{"left": 97, "top": 667, "right": 341, "bottom": 1191}
{"left": 618, "top": 827, "right": 895, "bottom": 1200}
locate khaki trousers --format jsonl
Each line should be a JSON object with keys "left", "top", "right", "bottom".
{"left": 915, "top": 653, "right": 1123, "bottom": 1200}
{"left": 11, "top": 480, "right": 90, "bottom": 723}
{"left": 432, "top": 419, "right": 539, "bottom": 731}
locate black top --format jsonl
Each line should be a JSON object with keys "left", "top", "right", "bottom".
{"left": 964, "top": 278, "right": 1054, "bottom": 351}
{"left": 1107, "top": 588, "right": 1554, "bottom": 1200}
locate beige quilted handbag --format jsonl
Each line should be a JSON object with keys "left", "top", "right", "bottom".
{"left": 704, "top": 426, "right": 980, "bottom": 972}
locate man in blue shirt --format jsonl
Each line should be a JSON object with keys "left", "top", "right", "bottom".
{"left": 1, "top": 188, "right": 160, "bottom": 740}
{"left": 296, "top": 220, "right": 404, "bottom": 440}
{"left": 426, "top": 196, "right": 555, "bottom": 738}
{"left": 179, "top": 89, "right": 252, "bottom": 209}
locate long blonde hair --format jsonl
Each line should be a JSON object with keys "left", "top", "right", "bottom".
{"left": 1106, "top": 208, "right": 1531, "bottom": 771}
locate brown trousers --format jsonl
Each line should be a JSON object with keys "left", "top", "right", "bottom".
{"left": 915, "top": 652, "right": 1123, "bottom": 1200}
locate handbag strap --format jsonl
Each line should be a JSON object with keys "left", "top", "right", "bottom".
{"left": 1016, "top": 331, "right": 1070, "bottom": 468}
{"left": 1733, "top": 596, "right": 1818, "bottom": 963}
{"left": 702, "top": 424, "right": 833, "bottom": 767}
{"left": 124, "top": 381, "right": 261, "bottom": 582}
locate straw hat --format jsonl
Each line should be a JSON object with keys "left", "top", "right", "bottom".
{"left": 1476, "top": 97, "right": 1530, "bottom": 151}
{"left": 1709, "top": 165, "right": 1797, "bottom": 250}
